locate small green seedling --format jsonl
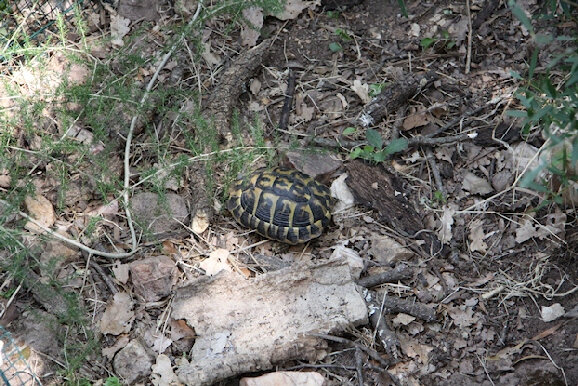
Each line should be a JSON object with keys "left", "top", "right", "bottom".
{"left": 350, "top": 129, "right": 408, "bottom": 163}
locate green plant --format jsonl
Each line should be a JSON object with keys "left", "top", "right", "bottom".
{"left": 334, "top": 28, "right": 352, "bottom": 41}
{"left": 329, "top": 42, "right": 342, "bottom": 52}
{"left": 346, "top": 128, "right": 408, "bottom": 163}
{"left": 506, "top": 1, "right": 577, "bottom": 205}
{"left": 396, "top": 0, "right": 408, "bottom": 18}
{"left": 420, "top": 30, "right": 456, "bottom": 51}
{"left": 369, "top": 83, "right": 387, "bottom": 97}
{"left": 326, "top": 10, "right": 341, "bottom": 19}
{"left": 104, "top": 377, "right": 122, "bottom": 386}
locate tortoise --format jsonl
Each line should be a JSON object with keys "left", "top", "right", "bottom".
{"left": 227, "top": 167, "right": 333, "bottom": 244}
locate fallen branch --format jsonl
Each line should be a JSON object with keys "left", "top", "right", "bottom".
{"left": 357, "top": 263, "right": 413, "bottom": 288}
{"left": 365, "top": 290, "right": 399, "bottom": 357}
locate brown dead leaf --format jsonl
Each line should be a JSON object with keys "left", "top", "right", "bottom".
{"left": 151, "top": 354, "right": 179, "bottom": 386}
{"left": 112, "top": 262, "right": 130, "bottom": 284}
{"left": 241, "top": 7, "right": 263, "bottom": 47}
{"left": 102, "top": 335, "right": 130, "bottom": 360}
{"left": 402, "top": 111, "right": 429, "bottom": 130}
{"left": 393, "top": 313, "right": 416, "bottom": 326}
{"left": 398, "top": 333, "right": 433, "bottom": 363}
{"left": 438, "top": 204, "right": 456, "bottom": 244}
{"left": 351, "top": 79, "right": 371, "bottom": 104}
{"left": 468, "top": 219, "right": 487, "bottom": 253}
{"left": 273, "top": 0, "right": 321, "bottom": 21}
{"left": 462, "top": 172, "right": 493, "bottom": 195}
{"left": 99, "top": 292, "right": 135, "bottom": 335}
{"left": 110, "top": 15, "right": 131, "bottom": 47}
{"left": 24, "top": 194, "right": 55, "bottom": 233}
{"left": 447, "top": 305, "right": 479, "bottom": 328}
{"left": 294, "top": 93, "right": 315, "bottom": 122}
{"left": 199, "top": 248, "right": 232, "bottom": 276}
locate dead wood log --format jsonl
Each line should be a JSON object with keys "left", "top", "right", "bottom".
{"left": 357, "top": 262, "right": 413, "bottom": 288}
{"left": 356, "top": 71, "right": 437, "bottom": 127}
{"left": 173, "top": 259, "right": 368, "bottom": 385}
{"left": 345, "top": 160, "right": 446, "bottom": 257}
{"left": 188, "top": 39, "right": 272, "bottom": 234}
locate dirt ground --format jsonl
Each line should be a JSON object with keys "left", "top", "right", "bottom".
{"left": 1, "top": 0, "right": 577, "bottom": 385}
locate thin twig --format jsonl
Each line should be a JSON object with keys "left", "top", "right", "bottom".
{"left": 310, "top": 333, "right": 391, "bottom": 368}
{"left": 425, "top": 147, "right": 446, "bottom": 197}
{"left": 409, "top": 131, "right": 478, "bottom": 146}
{"left": 18, "top": 211, "right": 135, "bottom": 258}
{"left": 278, "top": 69, "right": 296, "bottom": 131}
{"left": 355, "top": 347, "right": 364, "bottom": 386}
{"left": 465, "top": 0, "right": 473, "bottom": 74}
{"left": 424, "top": 105, "right": 485, "bottom": 138}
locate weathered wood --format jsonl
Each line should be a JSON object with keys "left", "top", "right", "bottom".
{"left": 173, "top": 259, "right": 368, "bottom": 385}
{"left": 345, "top": 160, "right": 445, "bottom": 257}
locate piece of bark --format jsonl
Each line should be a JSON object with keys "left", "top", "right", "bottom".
{"left": 190, "top": 39, "right": 272, "bottom": 234}
{"left": 357, "top": 263, "right": 413, "bottom": 288}
{"left": 345, "top": 160, "right": 445, "bottom": 257}
{"left": 376, "top": 293, "right": 437, "bottom": 322}
{"left": 173, "top": 259, "right": 368, "bottom": 385}
{"left": 204, "top": 38, "right": 272, "bottom": 141}
{"left": 472, "top": 122, "right": 520, "bottom": 147}
{"left": 357, "top": 72, "right": 437, "bottom": 127}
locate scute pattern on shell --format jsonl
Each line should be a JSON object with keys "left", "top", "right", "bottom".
{"left": 227, "top": 167, "right": 333, "bottom": 244}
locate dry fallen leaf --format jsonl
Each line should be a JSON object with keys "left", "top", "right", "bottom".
{"left": 241, "top": 7, "right": 263, "bottom": 47}
{"left": 199, "top": 248, "right": 232, "bottom": 276}
{"left": 99, "top": 292, "right": 135, "bottom": 335}
{"left": 402, "top": 111, "right": 429, "bottom": 130}
{"left": 25, "top": 194, "right": 55, "bottom": 233}
{"left": 447, "top": 305, "right": 479, "bottom": 328}
{"left": 468, "top": 219, "right": 487, "bottom": 253}
{"left": 273, "top": 0, "right": 321, "bottom": 21}
{"left": 151, "top": 354, "right": 179, "bottom": 386}
{"left": 294, "top": 93, "right": 315, "bottom": 122}
{"left": 462, "top": 172, "right": 493, "bottom": 195}
{"left": 110, "top": 15, "right": 131, "bottom": 46}
{"left": 393, "top": 313, "right": 416, "bottom": 326}
{"left": 330, "top": 173, "right": 355, "bottom": 212}
{"left": 438, "top": 204, "right": 456, "bottom": 243}
{"left": 540, "top": 303, "right": 565, "bottom": 322}
{"left": 112, "top": 262, "right": 130, "bottom": 284}
{"left": 102, "top": 335, "right": 130, "bottom": 361}
{"left": 351, "top": 79, "right": 371, "bottom": 104}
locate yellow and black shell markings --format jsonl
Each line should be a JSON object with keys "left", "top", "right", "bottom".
{"left": 227, "top": 167, "right": 333, "bottom": 244}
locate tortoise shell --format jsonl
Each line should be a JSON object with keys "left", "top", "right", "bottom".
{"left": 227, "top": 167, "right": 333, "bottom": 244}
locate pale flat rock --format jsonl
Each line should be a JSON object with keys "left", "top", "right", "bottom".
{"left": 130, "top": 255, "right": 177, "bottom": 302}
{"left": 113, "top": 339, "right": 153, "bottom": 384}
{"left": 173, "top": 259, "right": 368, "bottom": 385}
{"left": 240, "top": 371, "right": 327, "bottom": 386}
{"left": 131, "top": 192, "right": 189, "bottom": 239}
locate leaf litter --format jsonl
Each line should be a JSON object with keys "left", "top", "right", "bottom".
{"left": 1, "top": 0, "right": 576, "bottom": 385}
